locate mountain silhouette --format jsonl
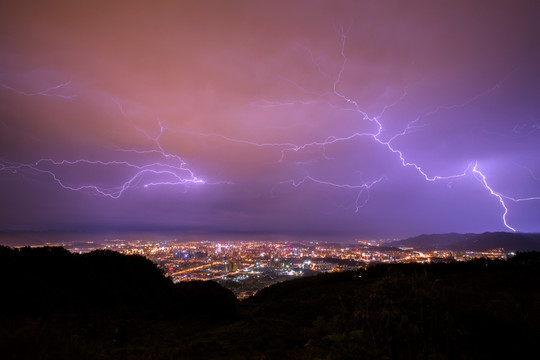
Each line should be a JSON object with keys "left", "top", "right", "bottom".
{"left": 391, "top": 231, "right": 540, "bottom": 251}
{"left": 1, "top": 246, "right": 539, "bottom": 359}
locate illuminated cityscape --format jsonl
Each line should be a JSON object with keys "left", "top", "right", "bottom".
{"left": 50, "top": 239, "right": 507, "bottom": 299}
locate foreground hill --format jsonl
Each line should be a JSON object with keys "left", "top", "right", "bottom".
{"left": 391, "top": 231, "right": 540, "bottom": 251}
{"left": 0, "top": 246, "right": 237, "bottom": 315}
{"left": 1, "top": 246, "right": 539, "bottom": 359}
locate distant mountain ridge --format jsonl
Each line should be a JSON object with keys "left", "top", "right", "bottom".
{"left": 391, "top": 232, "right": 540, "bottom": 251}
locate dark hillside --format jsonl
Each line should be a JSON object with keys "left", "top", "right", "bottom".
{"left": 0, "top": 246, "right": 237, "bottom": 359}
{"left": 1, "top": 246, "right": 539, "bottom": 359}
{"left": 0, "top": 246, "right": 237, "bottom": 314}
{"left": 235, "top": 254, "right": 540, "bottom": 359}
{"left": 0, "top": 246, "right": 171, "bottom": 311}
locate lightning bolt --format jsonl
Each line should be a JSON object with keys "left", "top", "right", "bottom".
{"left": 0, "top": 157, "right": 210, "bottom": 199}
{"left": 280, "top": 175, "right": 386, "bottom": 212}
{"left": 471, "top": 163, "right": 515, "bottom": 232}
{"left": 1, "top": 27, "right": 538, "bottom": 233}
{"left": 183, "top": 26, "right": 539, "bottom": 232}
{"left": 316, "top": 27, "right": 538, "bottom": 231}
{"left": 469, "top": 162, "right": 540, "bottom": 233}
{"left": 0, "top": 90, "right": 231, "bottom": 197}
{"left": 0, "top": 79, "right": 76, "bottom": 100}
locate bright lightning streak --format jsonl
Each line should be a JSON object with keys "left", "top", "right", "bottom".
{"left": 471, "top": 163, "right": 515, "bottom": 232}
{"left": 0, "top": 158, "right": 208, "bottom": 199}
{"left": 1, "top": 28, "right": 538, "bottom": 233}
{"left": 319, "top": 28, "right": 539, "bottom": 230}
{"left": 0, "top": 94, "right": 232, "bottom": 197}
{"left": 193, "top": 26, "right": 539, "bottom": 232}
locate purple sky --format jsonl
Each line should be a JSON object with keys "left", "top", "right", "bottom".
{"left": 1, "top": 0, "right": 539, "bottom": 239}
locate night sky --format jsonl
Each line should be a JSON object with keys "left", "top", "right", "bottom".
{"left": 1, "top": 0, "right": 539, "bottom": 239}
